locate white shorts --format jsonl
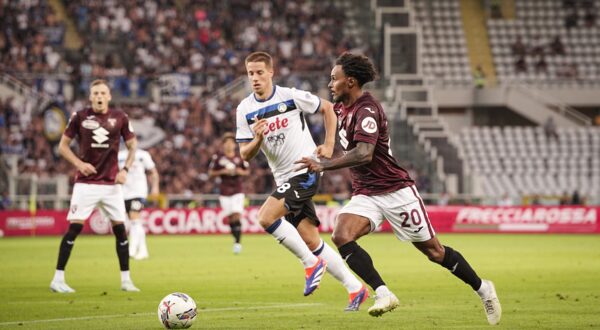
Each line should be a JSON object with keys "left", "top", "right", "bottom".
{"left": 67, "top": 183, "right": 127, "bottom": 222}
{"left": 339, "top": 185, "right": 435, "bottom": 242}
{"left": 219, "top": 193, "right": 245, "bottom": 216}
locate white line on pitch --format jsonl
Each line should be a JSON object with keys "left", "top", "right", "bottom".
{"left": 0, "top": 303, "right": 323, "bottom": 326}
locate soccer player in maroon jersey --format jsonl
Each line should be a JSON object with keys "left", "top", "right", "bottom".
{"left": 49, "top": 79, "right": 140, "bottom": 293}
{"left": 208, "top": 132, "right": 250, "bottom": 254}
{"left": 296, "top": 53, "right": 501, "bottom": 324}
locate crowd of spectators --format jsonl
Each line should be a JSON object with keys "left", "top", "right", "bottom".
{"left": 510, "top": 35, "right": 580, "bottom": 78}
{"left": 0, "top": 1, "right": 66, "bottom": 78}
{"left": 506, "top": 0, "right": 596, "bottom": 78}
{"left": 2, "top": 0, "right": 373, "bottom": 202}
{"left": 0, "top": 0, "right": 68, "bottom": 75}
{"left": 1, "top": 92, "right": 358, "bottom": 201}
{"left": 64, "top": 0, "right": 360, "bottom": 98}
{"left": 563, "top": 0, "right": 596, "bottom": 29}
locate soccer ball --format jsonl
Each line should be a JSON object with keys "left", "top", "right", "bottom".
{"left": 157, "top": 292, "right": 198, "bottom": 329}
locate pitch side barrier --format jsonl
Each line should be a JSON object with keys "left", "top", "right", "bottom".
{"left": 0, "top": 206, "right": 598, "bottom": 236}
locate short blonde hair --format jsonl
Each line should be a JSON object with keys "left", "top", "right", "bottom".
{"left": 90, "top": 79, "right": 109, "bottom": 88}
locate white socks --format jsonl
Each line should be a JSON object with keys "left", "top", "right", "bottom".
{"left": 477, "top": 279, "right": 491, "bottom": 299}
{"left": 375, "top": 285, "right": 392, "bottom": 297}
{"left": 128, "top": 221, "right": 139, "bottom": 256}
{"left": 121, "top": 271, "right": 131, "bottom": 282}
{"left": 129, "top": 220, "right": 148, "bottom": 257}
{"left": 312, "top": 240, "right": 362, "bottom": 293}
{"left": 53, "top": 270, "right": 65, "bottom": 282}
{"left": 268, "top": 219, "right": 318, "bottom": 268}
{"left": 136, "top": 221, "right": 148, "bottom": 257}
{"left": 55, "top": 269, "right": 131, "bottom": 284}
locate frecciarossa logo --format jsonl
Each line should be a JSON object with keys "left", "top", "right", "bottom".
{"left": 263, "top": 117, "right": 288, "bottom": 135}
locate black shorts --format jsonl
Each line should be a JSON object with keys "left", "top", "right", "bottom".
{"left": 271, "top": 172, "right": 320, "bottom": 227}
{"left": 125, "top": 198, "right": 146, "bottom": 213}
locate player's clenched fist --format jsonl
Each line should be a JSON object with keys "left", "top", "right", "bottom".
{"left": 253, "top": 117, "right": 268, "bottom": 139}
{"left": 315, "top": 144, "right": 333, "bottom": 158}
{"left": 115, "top": 169, "right": 127, "bottom": 184}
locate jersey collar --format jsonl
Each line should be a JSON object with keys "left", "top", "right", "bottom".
{"left": 254, "top": 85, "right": 277, "bottom": 103}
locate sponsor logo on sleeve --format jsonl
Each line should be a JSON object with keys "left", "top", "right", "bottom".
{"left": 361, "top": 117, "right": 377, "bottom": 134}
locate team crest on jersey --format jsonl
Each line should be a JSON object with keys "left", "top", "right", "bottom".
{"left": 70, "top": 205, "right": 77, "bottom": 214}
{"left": 82, "top": 119, "right": 100, "bottom": 130}
{"left": 277, "top": 103, "right": 287, "bottom": 113}
{"left": 108, "top": 118, "right": 117, "bottom": 127}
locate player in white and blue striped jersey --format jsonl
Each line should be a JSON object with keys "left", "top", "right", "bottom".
{"left": 235, "top": 52, "right": 368, "bottom": 310}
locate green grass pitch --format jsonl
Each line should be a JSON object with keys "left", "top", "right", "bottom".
{"left": 1, "top": 234, "right": 599, "bottom": 329}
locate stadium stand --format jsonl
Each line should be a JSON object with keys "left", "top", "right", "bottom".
{"left": 63, "top": 0, "right": 358, "bottom": 97}
{"left": 0, "top": 1, "right": 65, "bottom": 76}
{"left": 487, "top": 0, "right": 599, "bottom": 86}
{"left": 1, "top": 0, "right": 367, "bottom": 208}
{"left": 413, "top": 0, "right": 472, "bottom": 86}
{"left": 456, "top": 126, "right": 600, "bottom": 202}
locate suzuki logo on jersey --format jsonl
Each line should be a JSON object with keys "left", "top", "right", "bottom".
{"left": 339, "top": 128, "right": 349, "bottom": 149}
{"left": 263, "top": 117, "right": 289, "bottom": 135}
{"left": 361, "top": 117, "right": 377, "bottom": 134}
{"left": 91, "top": 127, "right": 110, "bottom": 148}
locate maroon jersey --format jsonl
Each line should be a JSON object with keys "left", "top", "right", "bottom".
{"left": 63, "top": 108, "right": 135, "bottom": 184}
{"left": 335, "top": 92, "right": 414, "bottom": 196}
{"left": 208, "top": 153, "right": 248, "bottom": 196}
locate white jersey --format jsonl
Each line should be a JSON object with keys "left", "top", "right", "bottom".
{"left": 236, "top": 85, "right": 321, "bottom": 186}
{"left": 118, "top": 149, "right": 156, "bottom": 200}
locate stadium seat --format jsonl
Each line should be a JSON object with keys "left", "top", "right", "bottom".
{"left": 457, "top": 126, "right": 600, "bottom": 200}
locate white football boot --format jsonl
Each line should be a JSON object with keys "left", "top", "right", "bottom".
{"left": 233, "top": 243, "right": 242, "bottom": 255}
{"left": 50, "top": 280, "right": 75, "bottom": 293}
{"left": 121, "top": 280, "right": 140, "bottom": 292}
{"left": 479, "top": 280, "right": 502, "bottom": 325}
{"left": 368, "top": 293, "right": 399, "bottom": 317}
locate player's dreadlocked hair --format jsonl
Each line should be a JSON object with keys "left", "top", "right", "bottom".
{"left": 335, "top": 53, "right": 378, "bottom": 87}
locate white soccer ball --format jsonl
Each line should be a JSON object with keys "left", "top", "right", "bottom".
{"left": 157, "top": 292, "right": 198, "bottom": 329}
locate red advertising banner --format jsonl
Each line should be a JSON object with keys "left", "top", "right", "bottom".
{"left": 0, "top": 206, "right": 598, "bottom": 237}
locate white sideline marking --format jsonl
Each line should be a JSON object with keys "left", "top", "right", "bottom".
{"left": 0, "top": 303, "right": 323, "bottom": 326}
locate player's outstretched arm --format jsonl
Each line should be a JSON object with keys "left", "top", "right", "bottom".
{"left": 239, "top": 118, "right": 267, "bottom": 161}
{"left": 315, "top": 99, "right": 336, "bottom": 159}
{"left": 58, "top": 134, "right": 97, "bottom": 176}
{"left": 296, "top": 142, "right": 375, "bottom": 172}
